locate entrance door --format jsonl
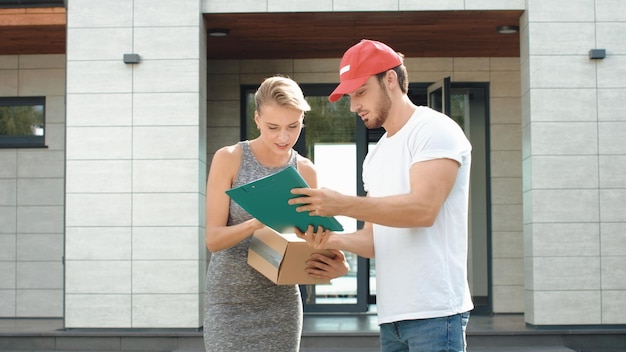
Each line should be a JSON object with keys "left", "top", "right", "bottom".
{"left": 426, "top": 80, "right": 492, "bottom": 314}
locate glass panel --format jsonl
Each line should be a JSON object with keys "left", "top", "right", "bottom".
{"left": 428, "top": 88, "right": 443, "bottom": 113}
{"left": 0, "top": 97, "right": 45, "bottom": 147}
{"left": 244, "top": 86, "right": 364, "bottom": 310}
{"left": 451, "top": 87, "right": 490, "bottom": 313}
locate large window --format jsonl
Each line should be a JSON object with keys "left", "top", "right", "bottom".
{"left": 0, "top": 96, "right": 46, "bottom": 148}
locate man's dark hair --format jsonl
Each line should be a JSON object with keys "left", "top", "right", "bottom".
{"left": 376, "top": 65, "right": 408, "bottom": 94}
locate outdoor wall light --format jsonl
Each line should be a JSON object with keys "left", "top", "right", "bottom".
{"left": 123, "top": 53, "right": 140, "bottom": 64}
{"left": 589, "top": 49, "right": 606, "bottom": 60}
{"left": 496, "top": 25, "right": 519, "bottom": 34}
{"left": 208, "top": 28, "right": 229, "bottom": 37}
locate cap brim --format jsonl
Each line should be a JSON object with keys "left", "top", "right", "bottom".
{"left": 328, "top": 76, "right": 370, "bottom": 103}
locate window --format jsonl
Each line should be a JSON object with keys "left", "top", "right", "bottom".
{"left": 0, "top": 96, "right": 46, "bottom": 148}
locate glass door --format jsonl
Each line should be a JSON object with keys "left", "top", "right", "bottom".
{"left": 427, "top": 76, "right": 451, "bottom": 116}
{"left": 425, "top": 80, "right": 492, "bottom": 314}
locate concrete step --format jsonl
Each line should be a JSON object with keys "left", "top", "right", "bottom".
{"left": 469, "top": 347, "right": 576, "bottom": 352}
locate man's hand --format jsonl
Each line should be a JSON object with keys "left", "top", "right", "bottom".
{"left": 305, "top": 249, "right": 349, "bottom": 279}
{"left": 295, "top": 225, "right": 332, "bottom": 249}
{"left": 289, "top": 187, "right": 344, "bottom": 217}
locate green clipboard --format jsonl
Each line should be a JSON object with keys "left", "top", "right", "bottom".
{"left": 226, "top": 165, "right": 344, "bottom": 233}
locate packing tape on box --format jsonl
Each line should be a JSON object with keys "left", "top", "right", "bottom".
{"left": 249, "top": 235, "right": 282, "bottom": 268}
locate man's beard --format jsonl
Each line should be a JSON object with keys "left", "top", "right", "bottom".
{"left": 365, "top": 84, "right": 392, "bottom": 130}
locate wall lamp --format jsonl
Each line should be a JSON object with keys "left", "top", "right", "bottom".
{"left": 496, "top": 25, "right": 519, "bottom": 34}
{"left": 123, "top": 53, "right": 140, "bottom": 64}
{"left": 208, "top": 28, "right": 229, "bottom": 37}
{"left": 589, "top": 49, "right": 606, "bottom": 60}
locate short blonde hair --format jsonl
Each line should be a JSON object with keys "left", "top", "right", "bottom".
{"left": 254, "top": 75, "right": 311, "bottom": 114}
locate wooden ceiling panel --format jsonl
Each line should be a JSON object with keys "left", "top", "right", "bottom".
{"left": 204, "top": 11, "right": 523, "bottom": 59}
{"left": 0, "top": 7, "right": 66, "bottom": 55}
{"left": 0, "top": 8, "right": 523, "bottom": 59}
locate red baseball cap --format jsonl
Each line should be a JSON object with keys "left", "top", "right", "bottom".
{"left": 329, "top": 39, "right": 403, "bottom": 103}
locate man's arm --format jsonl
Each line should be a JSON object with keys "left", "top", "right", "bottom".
{"left": 295, "top": 222, "right": 375, "bottom": 259}
{"left": 290, "top": 158, "right": 459, "bottom": 228}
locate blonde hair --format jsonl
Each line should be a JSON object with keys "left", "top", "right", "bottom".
{"left": 254, "top": 75, "right": 311, "bottom": 114}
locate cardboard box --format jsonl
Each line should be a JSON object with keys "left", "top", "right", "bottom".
{"left": 248, "top": 227, "right": 335, "bottom": 285}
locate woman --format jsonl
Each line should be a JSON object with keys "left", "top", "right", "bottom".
{"left": 203, "top": 75, "right": 349, "bottom": 352}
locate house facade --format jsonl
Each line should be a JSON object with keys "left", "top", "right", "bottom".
{"left": 0, "top": 0, "right": 625, "bottom": 329}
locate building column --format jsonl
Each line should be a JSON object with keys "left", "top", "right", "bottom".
{"left": 522, "top": 0, "right": 626, "bottom": 325}
{"left": 64, "top": 0, "right": 206, "bottom": 328}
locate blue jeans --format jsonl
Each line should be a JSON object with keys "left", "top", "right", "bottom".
{"left": 379, "top": 312, "right": 470, "bottom": 352}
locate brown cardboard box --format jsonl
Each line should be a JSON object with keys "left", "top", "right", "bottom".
{"left": 248, "top": 227, "right": 335, "bottom": 285}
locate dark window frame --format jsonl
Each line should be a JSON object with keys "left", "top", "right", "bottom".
{"left": 0, "top": 96, "right": 47, "bottom": 148}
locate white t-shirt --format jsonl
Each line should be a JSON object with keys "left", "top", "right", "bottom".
{"left": 362, "top": 106, "right": 474, "bottom": 325}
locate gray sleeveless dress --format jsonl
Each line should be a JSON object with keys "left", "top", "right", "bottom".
{"left": 204, "top": 141, "right": 303, "bottom": 352}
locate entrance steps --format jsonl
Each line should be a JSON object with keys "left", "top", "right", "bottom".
{"left": 1, "top": 314, "right": 625, "bottom": 351}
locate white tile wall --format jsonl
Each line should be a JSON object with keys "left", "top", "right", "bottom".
{"left": 134, "top": 0, "right": 201, "bottom": 27}
{"left": 528, "top": 56, "right": 597, "bottom": 89}
{"left": 67, "top": 28, "right": 133, "bottom": 61}
{"left": 529, "top": 223, "right": 600, "bottom": 257}
{"left": 133, "top": 60, "right": 200, "bottom": 93}
{"left": 67, "top": 61, "right": 133, "bottom": 94}
{"left": 398, "top": 0, "right": 463, "bottom": 10}
{"left": 132, "top": 227, "right": 200, "bottom": 260}
{"left": 133, "top": 93, "right": 200, "bottom": 126}
{"left": 529, "top": 290, "right": 601, "bottom": 325}
{"left": 67, "top": 0, "right": 133, "bottom": 28}
{"left": 529, "top": 89, "right": 598, "bottom": 122}
{"left": 132, "top": 261, "right": 200, "bottom": 293}
{"left": 530, "top": 155, "right": 598, "bottom": 189}
{"left": 16, "top": 290, "right": 62, "bottom": 317}
{"left": 465, "top": 0, "right": 525, "bottom": 10}
{"left": 133, "top": 160, "right": 199, "bottom": 193}
{"left": 267, "top": 0, "right": 332, "bottom": 12}
{"left": 66, "top": 261, "right": 131, "bottom": 294}
{"left": 65, "top": 160, "right": 132, "bottom": 193}
{"left": 132, "top": 193, "right": 200, "bottom": 226}
{"left": 529, "top": 23, "right": 595, "bottom": 55}
{"left": 65, "top": 193, "right": 132, "bottom": 227}
{"left": 65, "top": 294, "right": 132, "bottom": 327}
{"left": 599, "top": 155, "right": 626, "bottom": 188}
{"left": 66, "top": 93, "right": 133, "bottom": 126}
{"left": 66, "top": 126, "right": 132, "bottom": 160}
{"left": 134, "top": 27, "right": 200, "bottom": 60}
{"left": 65, "top": 227, "right": 132, "bottom": 260}
{"left": 64, "top": 0, "right": 206, "bottom": 328}
{"left": 597, "top": 56, "right": 626, "bottom": 88}
{"left": 132, "top": 294, "right": 201, "bottom": 327}
{"left": 530, "top": 189, "right": 599, "bottom": 223}
{"left": 526, "top": 0, "right": 595, "bottom": 22}
{"left": 600, "top": 189, "right": 626, "bottom": 222}
{"left": 598, "top": 89, "right": 626, "bottom": 121}
{"left": 0, "top": 70, "right": 18, "bottom": 95}
{"left": 602, "top": 291, "right": 626, "bottom": 324}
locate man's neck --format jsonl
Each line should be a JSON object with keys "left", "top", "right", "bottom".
{"left": 384, "top": 96, "right": 417, "bottom": 137}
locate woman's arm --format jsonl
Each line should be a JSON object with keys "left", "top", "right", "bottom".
{"left": 205, "top": 145, "right": 264, "bottom": 252}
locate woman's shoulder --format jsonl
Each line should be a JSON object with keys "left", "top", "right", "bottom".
{"left": 295, "top": 155, "right": 318, "bottom": 187}
{"left": 215, "top": 142, "right": 243, "bottom": 158}
{"left": 211, "top": 142, "right": 243, "bottom": 174}
{"left": 295, "top": 154, "right": 315, "bottom": 170}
